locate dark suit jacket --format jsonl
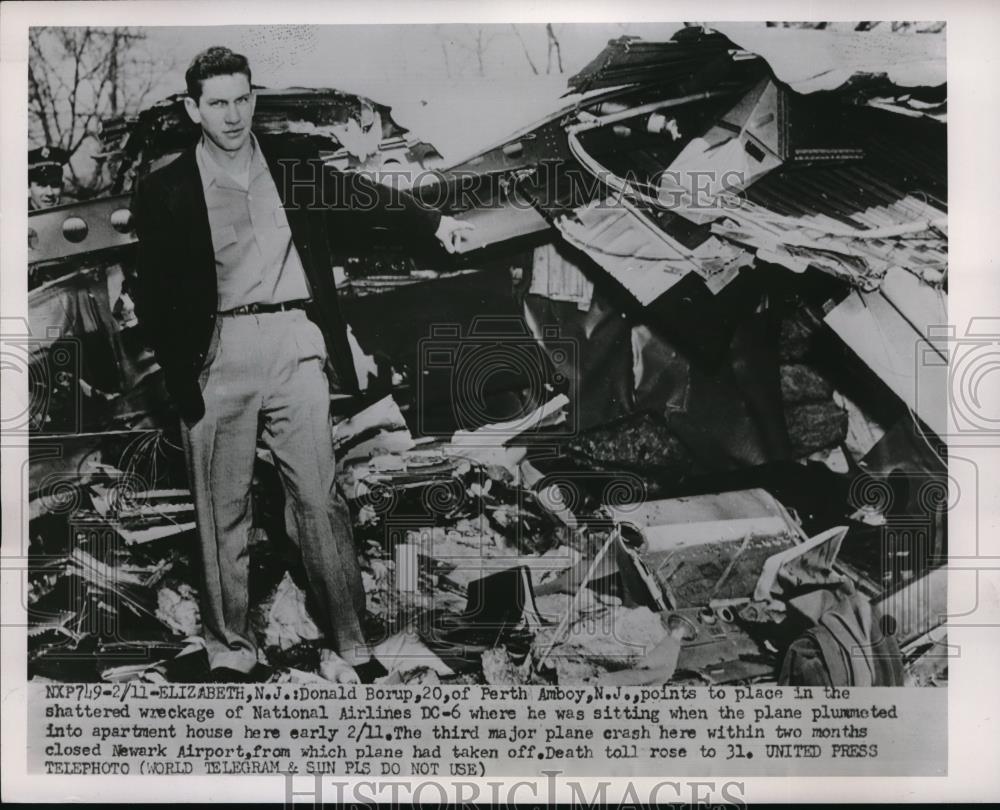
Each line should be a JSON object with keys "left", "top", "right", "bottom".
{"left": 131, "top": 139, "right": 441, "bottom": 424}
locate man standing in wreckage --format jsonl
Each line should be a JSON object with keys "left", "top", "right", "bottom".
{"left": 132, "top": 47, "right": 471, "bottom": 683}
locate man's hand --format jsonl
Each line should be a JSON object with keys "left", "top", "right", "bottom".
{"left": 434, "top": 215, "right": 475, "bottom": 254}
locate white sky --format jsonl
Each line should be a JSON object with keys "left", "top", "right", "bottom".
{"left": 144, "top": 23, "right": 687, "bottom": 95}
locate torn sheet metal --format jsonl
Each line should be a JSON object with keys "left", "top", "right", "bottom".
{"left": 712, "top": 189, "right": 947, "bottom": 292}
{"left": 658, "top": 78, "right": 784, "bottom": 220}
{"left": 631, "top": 324, "right": 690, "bottom": 412}
{"left": 570, "top": 27, "right": 945, "bottom": 124}
{"left": 89, "top": 484, "right": 195, "bottom": 545}
{"left": 553, "top": 199, "right": 751, "bottom": 305}
{"left": 608, "top": 488, "right": 805, "bottom": 548}
{"left": 436, "top": 35, "right": 766, "bottom": 259}
{"left": 825, "top": 266, "right": 948, "bottom": 436}
{"left": 753, "top": 525, "right": 849, "bottom": 602}
{"left": 332, "top": 395, "right": 415, "bottom": 463}
{"left": 866, "top": 94, "right": 946, "bottom": 122}
{"left": 568, "top": 31, "right": 758, "bottom": 95}
{"left": 346, "top": 451, "right": 469, "bottom": 511}
{"left": 382, "top": 76, "right": 574, "bottom": 170}
{"left": 651, "top": 532, "right": 797, "bottom": 609}
{"left": 107, "top": 87, "right": 441, "bottom": 192}
{"left": 605, "top": 489, "right": 807, "bottom": 613}
{"left": 834, "top": 390, "right": 887, "bottom": 460}
{"left": 440, "top": 27, "right": 946, "bottom": 319}
{"left": 27, "top": 264, "right": 165, "bottom": 436}
{"left": 442, "top": 444, "right": 528, "bottom": 473}
{"left": 718, "top": 109, "right": 947, "bottom": 291}
{"left": 542, "top": 73, "right": 856, "bottom": 301}
{"left": 449, "top": 393, "right": 570, "bottom": 448}
{"left": 28, "top": 267, "right": 129, "bottom": 383}
{"left": 440, "top": 203, "right": 550, "bottom": 253}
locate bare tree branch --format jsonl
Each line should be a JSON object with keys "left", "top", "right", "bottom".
{"left": 27, "top": 26, "right": 167, "bottom": 194}
{"left": 511, "top": 24, "right": 539, "bottom": 75}
{"left": 27, "top": 61, "right": 54, "bottom": 146}
{"left": 546, "top": 23, "right": 563, "bottom": 74}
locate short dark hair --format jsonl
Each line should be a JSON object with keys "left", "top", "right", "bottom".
{"left": 185, "top": 46, "right": 252, "bottom": 101}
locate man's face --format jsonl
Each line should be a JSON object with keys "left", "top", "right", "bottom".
{"left": 184, "top": 73, "right": 255, "bottom": 153}
{"left": 29, "top": 179, "right": 61, "bottom": 209}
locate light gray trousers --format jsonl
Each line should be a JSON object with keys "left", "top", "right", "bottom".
{"left": 180, "top": 309, "right": 367, "bottom": 672}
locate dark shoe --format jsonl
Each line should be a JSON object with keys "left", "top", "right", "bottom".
{"left": 209, "top": 663, "right": 273, "bottom": 683}
{"left": 352, "top": 658, "right": 388, "bottom": 684}
{"left": 165, "top": 646, "right": 210, "bottom": 683}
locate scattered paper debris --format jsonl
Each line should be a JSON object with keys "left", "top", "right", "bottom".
{"left": 261, "top": 573, "right": 322, "bottom": 651}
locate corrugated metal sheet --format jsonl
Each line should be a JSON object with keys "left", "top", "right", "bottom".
{"left": 573, "top": 26, "right": 945, "bottom": 105}
{"left": 568, "top": 32, "right": 750, "bottom": 95}
{"left": 716, "top": 109, "right": 947, "bottom": 290}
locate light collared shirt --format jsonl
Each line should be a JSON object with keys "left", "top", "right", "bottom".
{"left": 195, "top": 134, "right": 311, "bottom": 310}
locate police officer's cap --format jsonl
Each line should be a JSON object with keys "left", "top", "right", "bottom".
{"left": 28, "top": 146, "right": 68, "bottom": 186}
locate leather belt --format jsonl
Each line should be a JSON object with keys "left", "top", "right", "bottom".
{"left": 219, "top": 300, "right": 309, "bottom": 317}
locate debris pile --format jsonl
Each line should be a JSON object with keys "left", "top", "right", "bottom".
{"left": 27, "top": 391, "right": 940, "bottom": 688}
